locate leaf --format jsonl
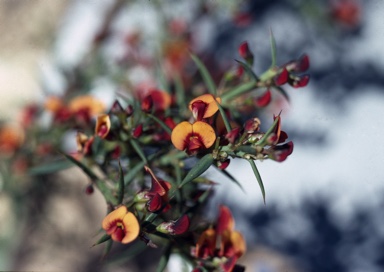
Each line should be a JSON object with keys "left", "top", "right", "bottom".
{"left": 217, "top": 167, "right": 245, "bottom": 193}
{"left": 117, "top": 161, "right": 125, "bottom": 204}
{"left": 105, "top": 241, "right": 147, "bottom": 266}
{"left": 156, "top": 244, "right": 172, "bottom": 272}
{"left": 147, "top": 113, "right": 172, "bottom": 135}
{"left": 92, "top": 233, "right": 111, "bottom": 247}
{"left": 221, "top": 81, "right": 256, "bottom": 103}
{"left": 28, "top": 160, "right": 73, "bottom": 175}
{"left": 129, "top": 139, "right": 148, "bottom": 164}
{"left": 102, "top": 239, "right": 113, "bottom": 260}
{"left": 255, "top": 114, "right": 281, "bottom": 146}
{"left": 124, "top": 160, "right": 146, "bottom": 186}
{"left": 235, "top": 59, "right": 259, "bottom": 81}
{"left": 247, "top": 159, "right": 265, "bottom": 204}
{"left": 179, "top": 153, "right": 214, "bottom": 188}
{"left": 191, "top": 54, "right": 217, "bottom": 96}
{"left": 270, "top": 28, "right": 277, "bottom": 68}
{"left": 61, "top": 152, "right": 98, "bottom": 180}
{"left": 215, "top": 100, "right": 232, "bottom": 134}
{"left": 272, "top": 86, "right": 290, "bottom": 102}
{"left": 61, "top": 153, "right": 118, "bottom": 205}
{"left": 174, "top": 73, "right": 187, "bottom": 114}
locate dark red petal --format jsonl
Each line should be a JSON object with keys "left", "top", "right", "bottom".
{"left": 291, "top": 74, "right": 310, "bottom": 88}
{"left": 132, "top": 124, "right": 143, "bottom": 138}
{"left": 141, "top": 95, "right": 153, "bottom": 112}
{"left": 216, "top": 205, "right": 234, "bottom": 234}
{"left": 172, "top": 215, "right": 190, "bottom": 235}
{"left": 255, "top": 89, "right": 271, "bottom": 107}
{"left": 297, "top": 54, "right": 309, "bottom": 72}
{"left": 147, "top": 193, "right": 163, "bottom": 212}
{"left": 274, "top": 68, "right": 289, "bottom": 86}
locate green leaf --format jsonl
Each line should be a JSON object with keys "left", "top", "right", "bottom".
{"left": 179, "top": 154, "right": 214, "bottom": 188}
{"left": 28, "top": 160, "right": 73, "bottom": 175}
{"left": 191, "top": 54, "right": 217, "bottom": 96}
{"left": 273, "top": 85, "right": 290, "bottom": 102}
{"left": 235, "top": 59, "right": 259, "bottom": 81}
{"left": 215, "top": 100, "right": 232, "bottom": 133}
{"left": 129, "top": 139, "right": 148, "bottom": 164}
{"left": 92, "top": 233, "right": 111, "bottom": 247}
{"left": 61, "top": 153, "right": 118, "bottom": 205}
{"left": 221, "top": 81, "right": 256, "bottom": 103}
{"left": 124, "top": 160, "right": 146, "bottom": 186}
{"left": 255, "top": 114, "right": 280, "bottom": 146}
{"left": 102, "top": 239, "right": 113, "bottom": 260}
{"left": 61, "top": 153, "right": 98, "bottom": 180}
{"left": 106, "top": 241, "right": 147, "bottom": 266}
{"left": 147, "top": 113, "right": 172, "bottom": 135}
{"left": 270, "top": 28, "right": 277, "bottom": 68}
{"left": 156, "top": 244, "right": 172, "bottom": 272}
{"left": 117, "top": 161, "right": 125, "bottom": 204}
{"left": 217, "top": 167, "right": 245, "bottom": 193}
{"left": 174, "top": 73, "right": 187, "bottom": 114}
{"left": 247, "top": 159, "right": 265, "bottom": 204}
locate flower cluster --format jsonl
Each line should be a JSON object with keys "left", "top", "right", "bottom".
{"left": 0, "top": 5, "right": 310, "bottom": 269}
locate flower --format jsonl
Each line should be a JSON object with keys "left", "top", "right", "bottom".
{"left": 95, "top": 114, "right": 111, "bottom": 139}
{"left": 156, "top": 214, "right": 190, "bottom": 235}
{"left": 141, "top": 89, "right": 172, "bottom": 112}
{"left": 0, "top": 123, "right": 25, "bottom": 156}
{"left": 194, "top": 205, "right": 246, "bottom": 271}
{"left": 189, "top": 94, "right": 221, "bottom": 121}
{"left": 134, "top": 166, "right": 172, "bottom": 213}
{"left": 102, "top": 206, "right": 140, "bottom": 244}
{"left": 68, "top": 95, "right": 105, "bottom": 116}
{"left": 238, "top": 41, "right": 254, "bottom": 65}
{"left": 171, "top": 121, "right": 216, "bottom": 155}
{"left": 274, "top": 54, "right": 310, "bottom": 88}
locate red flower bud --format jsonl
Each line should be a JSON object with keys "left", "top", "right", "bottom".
{"left": 238, "top": 41, "right": 254, "bottom": 64}
{"left": 156, "top": 215, "right": 190, "bottom": 235}
{"left": 132, "top": 124, "right": 143, "bottom": 138}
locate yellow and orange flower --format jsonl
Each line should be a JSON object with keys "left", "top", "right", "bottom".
{"left": 194, "top": 205, "right": 246, "bottom": 271}
{"left": 102, "top": 206, "right": 140, "bottom": 244}
{"left": 171, "top": 121, "right": 216, "bottom": 155}
{"left": 189, "top": 94, "right": 221, "bottom": 121}
{"left": 95, "top": 114, "right": 111, "bottom": 139}
{"left": 68, "top": 95, "right": 105, "bottom": 116}
{"left": 0, "top": 124, "right": 25, "bottom": 156}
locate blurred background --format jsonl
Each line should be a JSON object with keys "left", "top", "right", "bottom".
{"left": 1, "top": 0, "right": 384, "bottom": 271}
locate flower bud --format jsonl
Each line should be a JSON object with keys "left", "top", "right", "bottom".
{"left": 244, "top": 118, "right": 261, "bottom": 134}
{"left": 156, "top": 215, "right": 190, "bottom": 235}
{"left": 238, "top": 41, "right": 254, "bottom": 65}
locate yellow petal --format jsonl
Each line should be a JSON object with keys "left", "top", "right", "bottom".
{"left": 121, "top": 212, "right": 140, "bottom": 244}
{"left": 192, "top": 121, "right": 216, "bottom": 149}
{"left": 171, "top": 121, "right": 193, "bottom": 151}
{"left": 102, "top": 206, "right": 127, "bottom": 233}
{"left": 189, "top": 94, "right": 221, "bottom": 118}
{"left": 95, "top": 114, "right": 111, "bottom": 138}
{"left": 229, "top": 230, "right": 246, "bottom": 257}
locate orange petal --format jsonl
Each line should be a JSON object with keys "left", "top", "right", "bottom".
{"left": 191, "top": 121, "right": 216, "bottom": 149}
{"left": 229, "top": 230, "right": 246, "bottom": 257}
{"left": 102, "top": 206, "right": 127, "bottom": 233}
{"left": 171, "top": 121, "right": 193, "bottom": 151}
{"left": 196, "top": 228, "right": 217, "bottom": 258}
{"left": 148, "top": 89, "right": 172, "bottom": 111}
{"left": 216, "top": 205, "right": 235, "bottom": 234}
{"left": 68, "top": 95, "right": 105, "bottom": 115}
{"left": 121, "top": 212, "right": 140, "bottom": 244}
{"left": 45, "top": 96, "right": 64, "bottom": 113}
{"left": 95, "top": 114, "right": 111, "bottom": 139}
{"left": 189, "top": 94, "right": 221, "bottom": 119}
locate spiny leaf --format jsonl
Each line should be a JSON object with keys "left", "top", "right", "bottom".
{"left": 92, "top": 233, "right": 111, "bottom": 247}
{"left": 272, "top": 85, "right": 290, "bottom": 102}
{"left": 179, "top": 153, "right": 214, "bottom": 188}
{"left": 28, "top": 160, "right": 73, "bottom": 175}
{"left": 247, "top": 159, "right": 265, "bottom": 204}
{"left": 215, "top": 100, "right": 232, "bottom": 133}
{"left": 217, "top": 167, "right": 245, "bottom": 193}
{"left": 191, "top": 54, "right": 217, "bottom": 96}
{"left": 147, "top": 113, "right": 172, "bottom": 135}
{"left": 61, "top": 152, "right": 98, "bottom": 180}
{"left": 129, "top": 139, "right": 148, "bottom": 164}
{"left": 270, "top": 28, "right": 277, "bottom": 68}
{"left": 117, "top": 161, "right": 125, "bottom": 204}
{"left": 156, "top": 243, "right": 172, "bottom": 272}
{"left": 235, "top": 59, "right": 259, "bottom": 81}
